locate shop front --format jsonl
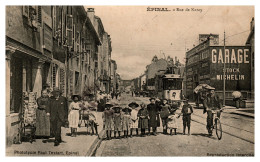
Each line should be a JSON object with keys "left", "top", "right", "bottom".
{"left": 6, "top": 44, "right": 50, "bottom": 146}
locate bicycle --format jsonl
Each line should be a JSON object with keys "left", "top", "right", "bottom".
{"left": 207, "top": 109, "right": 223, "bottom": 140}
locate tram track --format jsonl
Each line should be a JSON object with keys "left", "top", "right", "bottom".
{"left": 191, "top": 114, "right": 254, "bottom": 144}
{"left": 192, "top": 112, "right": 254, "bottom": 134}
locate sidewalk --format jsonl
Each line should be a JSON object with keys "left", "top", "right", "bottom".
{"left": 190, "top": 102, "right": 254, "bottom": 118}
{"left": 6, "top": 112, "right": 105, "bottom": 156}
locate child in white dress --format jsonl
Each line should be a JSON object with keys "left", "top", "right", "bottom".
{"left": 167, "top": 109, "right": 178, "bottom": 135}
{"left": 68, "top": 95, "right": 82, "bottom": 137}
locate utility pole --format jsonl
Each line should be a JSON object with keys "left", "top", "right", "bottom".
{"left": 223, "top": 31, "right": 226, "bottom": 106}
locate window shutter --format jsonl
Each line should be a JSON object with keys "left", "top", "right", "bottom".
{"left": 59, "top": 68, "right": 65, "bottom": 94}
{"left": 52, "top": 64, "right": 57, "bottom": 88}
{"left": 37, "top": 6, "right": 42, "bottom": 24}
{"left": 66, "top": 14, "right": 73, "bottom": 47}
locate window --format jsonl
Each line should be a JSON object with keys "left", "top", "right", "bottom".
{"left": 75, "top": 72, "right": 79, "bottom": 85}
{"left": 66, "top": 14, "right": 73, "bottom": 47}
{"left": 163, "top": 79, "right": 182, "bottom": 90}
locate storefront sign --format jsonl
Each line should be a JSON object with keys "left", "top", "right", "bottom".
{"left": 211, "top": 48, "right": 250, "bottom": 64}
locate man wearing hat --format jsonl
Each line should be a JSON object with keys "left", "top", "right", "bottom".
{"left": 203, "top": 86, "right": 223, "bottom": 135}
{"left": 147, "top": 97, "right": 160, "bottom": 136}
{"left": 46, "top": 87, "right": 68, "bottom": 146}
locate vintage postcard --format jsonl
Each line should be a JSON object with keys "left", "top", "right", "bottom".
{"left": 5, "top": 6, "right": 254, "bottom": 156}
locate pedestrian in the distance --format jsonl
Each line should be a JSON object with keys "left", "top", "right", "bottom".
{"left": 167, "top": 109, "right": 178, "bottom": 135}
{"left": 129, "top": 102, "right": 139, "bottom": 137}
{"left": 46, "top": 87, "right": 68, "bottom": 146}
{"left": 147, "top": 97, "right": 160, "bottom": 136}
{"left": 138, "top": 103, "right": 149, "bottom": 137}
{"left": 160, "top": 99, "right": 171, "bottom": 134}
{"left": 102, "top": 103, "right": 114, "bottom": 140}
{"left": 113, "top": 105, "right": 123, "bottom": 139}
{"left": 122, "top": 107, "right": 132, "bottom": 138}
{"left": 36, "top": 89, "right": 50, "bottom": 139}
{"left": 68, "top": 95, "right": 82, "bottom": 137}
{"left": 179, "top": 98, "right": 193, "bottom": 135}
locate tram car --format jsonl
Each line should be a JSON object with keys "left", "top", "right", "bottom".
{"left": 155, "top": 73, "right": 183, "bottom": 108}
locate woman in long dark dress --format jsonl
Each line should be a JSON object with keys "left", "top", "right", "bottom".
{"left": 36, "top": 89, "right": 50, "bottom": 138}
{"left": 147, "top": 98, "right": 160, "bottom": 136}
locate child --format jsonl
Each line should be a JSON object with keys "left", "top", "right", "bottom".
{"left": 129, "top": 102, "right": 139, "bottom": 137}
{"left": 113, "top": 106, "right": 123, "bottom": 139}
{"left": 68, "top": 95, "right": 82, "bottom": 137}
{"left": 122, "top": 107, "right": 132, "bottom": 138}
{"left": 179, "top": 98, "right": 193, "bottom": 135}
{"left": 167, "top": 109, "right": 178, "bottom": 135}
{"left": 137, "top": 103, "right": 149, "bottom": 137}
{"left": 102, "top": 103, "right": 114, "bottom": 140}
{"left": 160, "top": 99, "right": 171, "bottom": 134}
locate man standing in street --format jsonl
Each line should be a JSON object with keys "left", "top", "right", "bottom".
{"left": 203, "top": 86, "right": 223, "bottom": 135}
{"left": 147, "top": 97, "right": 160, "bottom": 136}
{"left": 46, "top": 87, "right": 68, "bottom": 146}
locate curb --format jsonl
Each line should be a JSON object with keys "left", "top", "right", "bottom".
{"left": 85, "top": 130, "right": 105, "bottom": 156}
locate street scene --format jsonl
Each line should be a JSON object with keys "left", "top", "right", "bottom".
{"left": 5, "top": 6, "right": 254, "bottom": 157}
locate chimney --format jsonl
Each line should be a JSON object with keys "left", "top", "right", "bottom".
{"left": 87, "top": 8, "right": 95, "bottom": 25}
{"left": 175, "top": 56, "right": 177, "bottom": 65}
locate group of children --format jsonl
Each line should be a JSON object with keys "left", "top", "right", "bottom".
{"left": 102, "top": 98, "right": 194, "bottom": 140}
{"left": 67, "top": 93, "right": 194, "bottom": 139}
{"left": 102, "top": 101, "right": 141, "bottom": 140}
{"left": 68, "top": 95, "right": 99, "bottom": 137}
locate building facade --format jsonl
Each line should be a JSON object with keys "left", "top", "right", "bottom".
{"left": 185, "top": 34, "right": 253, "bottom": 106}
{"left": 6, "top": 6, "right": 114, "bottom": 147}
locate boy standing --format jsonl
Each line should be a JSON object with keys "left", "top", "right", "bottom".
{"left": 179, "top": 98, "right": 193, "bottom": 135}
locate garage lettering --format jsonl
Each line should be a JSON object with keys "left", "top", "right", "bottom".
{"left": 211, "top": 48, "right": 249, "bottom": 63}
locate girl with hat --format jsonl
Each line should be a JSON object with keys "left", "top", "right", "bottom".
{"left": 129, "top": 102, "right": 139, "bottom": 137}
{"left": 102, "top": 103, "right": 114, "bottom": 140}
{"left": 112, "top": 105, "right": 123, "bottom": 139}
{"left": 68, "top": 95, "right": 82, "bottom": 137}
{"left": 122, "top": 107, "right": 132, "bottom": 138}
{"left": 167, "top": 109, "right": 178, "bottom": 135}
{"left": 137, "top": 103, "right": 149, "bottom": 137}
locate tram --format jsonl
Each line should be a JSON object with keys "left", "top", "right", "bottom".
{"left": 155, "top": 73, "right": 183, "bottom": 108}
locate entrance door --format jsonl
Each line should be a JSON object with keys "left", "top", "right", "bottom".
{"left": 10, "top": 57, "right": 23, "bottom": 113}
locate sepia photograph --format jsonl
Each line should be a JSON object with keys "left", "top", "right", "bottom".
{"left": 5, "top": 5, "right": 255, "bottom": 157}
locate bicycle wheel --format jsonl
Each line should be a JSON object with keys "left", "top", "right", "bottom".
{"left": 215, "top": 118, "right": 222, "bottom": 140}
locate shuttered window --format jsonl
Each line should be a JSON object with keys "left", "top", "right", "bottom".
{"left": 51, "top": 64, "right": 57, "bottom": 88}
{"left": 37, "top": 6, "right": 42, "bottom": 24}
{"left": 59, "top": 68, "right": 65, "bottom": 94}
{"left": 66, "top": 14, "right": 73, "bottom": 47}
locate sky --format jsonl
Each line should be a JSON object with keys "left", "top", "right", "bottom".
{"left": 84, "top": 6, "right": 254, "bottom": 80}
